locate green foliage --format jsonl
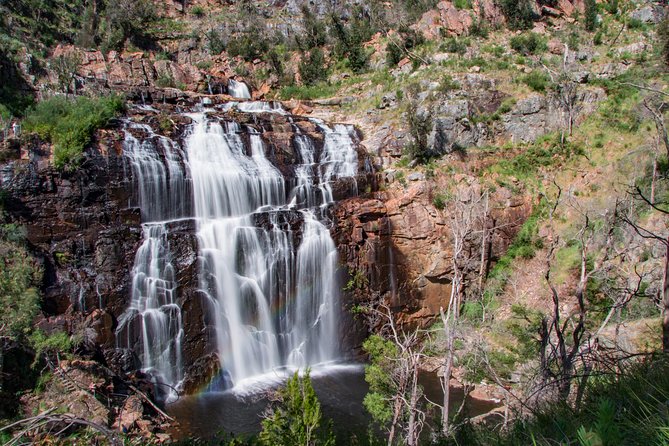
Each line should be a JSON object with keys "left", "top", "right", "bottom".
{"left": 29, "top": 330, "right": 73, "bottom": 363}
{"left": 206, "top": 28, "right": 226, "bottom": 55}
{"left": 584, "top": 0, "right": 598, "bottom": 32}
{"left": 453, "top": 0, "right": 472, "bottom": 9}
{"left": 522, "top": 71, "right": 550, "bottom": 92}
{"left": 297, "top": 5, "right": 327, "bottom": 51}
{"left": 658, "top": 16, "right": 669, "bottom": 67}
{"left": 344, "top": 270, "right": 369, "bottom": 292}
{"left": 386, "top": 26, "right": 425, "bottom": 67}
{"left": 277, "top": 83, "right": 340, "bottom": 100}
{"left": 0, "top": 224, "right": 42, "bottom": 341}
{"left": 432, "top": 193, "right": 448, "bottom": 210}
{"left": 509, "top": 33, "right": 546, "bottom": 55}
{"left": 362, "top": 335, "right": 398, "bottom": 426}
{"left": 500, "top": 0, "right": 535, "bottom": 30}
{"left": 605, "top": 0, "right": 618, "bottom": 15}
{"left": 299, "top": 48, "right": 328, "bottom": 86}
{"left": 404, "top": 86, "right": 433, "bottom": 163}
{"left": 506, "top": 304, "right": 543, "bottom": 362}
{"left": 594, "top": 71, "right": 641, "bottom": 132}
{"left": 190, "top": 5, "right": 205, "bottom": 17}
{"left": 329, "top": 10, "right": 373, "bottom": 73}
{"left": 99, "top": 0, "right": 157, "bottom": 51}
{"left": 469, "top": 19, "right": 489, "bottom": 39}
{"left": 442, "top": 37, "right": 469, "bottom": 55}
{"left": 456, "top": 358, "right": 669, "bottom": 445}
{"left": 23, "top": 95, "right": 124, "bottom": 170}
{"left": 259, "top": 371, "right": 335, "bottom": 446}
{"left": 438, "top": 74, "right": 460, "bottom": 93}
{"left": 227, "top": 25, "right": 270, "bottom": 62}
{"left": 3, "top": 0, "right": 88, "bottom": 50}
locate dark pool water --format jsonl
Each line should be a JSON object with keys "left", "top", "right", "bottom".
{"left": 167, "top": 363, "right": 500, "bottom": 441}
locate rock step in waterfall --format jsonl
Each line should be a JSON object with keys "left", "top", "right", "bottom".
{"left": 116, "top": 102, "right": 361, "bottom": 400}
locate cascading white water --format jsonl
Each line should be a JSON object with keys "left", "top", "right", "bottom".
{"left": 117, "top": 104, "right": 359, "bottom": 393}
{"left": 227, "top": 79, "right": 251, "bottom": 99}
{"left": 116, "top": 122, "right": 188, "bottom": 401}
{"left": 185, "top": 112, "right": 357, "bottom": 386}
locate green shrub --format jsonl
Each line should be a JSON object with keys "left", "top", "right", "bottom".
{"left": 297, "top": 5, "right": 327, "bottom": 50}
{"left": 500, "top": 0, "right": 535, "bottom": 30}
{"left": 456, "top": 358, "right": 669, "bottom": 445}
{"left": 509, "top": 32, "right": 546, "bottom": 55}
{"left": 299, "top": 48, "right": 328, "bottom": 86}
{"left": 278, "top": 83, "right": 340, "bottom": 100}
{"left": 100, "top": 0, "right": 157, "bottom": 51}
{"left": 593, "top": 31, "right": 603, "bottom": 46}
{"left": 0, "top": 226, "right": 42, "bottom": 341}
{"left": 432, "top": 193, "right": 448, "bottom": 210}
{"left": 469, "top": 19, "right": 490, "bottom": 38}
{"left": 190, "top": 5, "right": 205, "bottom": 17}
{"left": 658, "top": 16, "right": 669, "bottom": 66}
{"left": 454, "top": 0, "right": 472, "bottom": 9}
{"left": 584, "top": 0, "right": 598, "bottom": 32}
{"left": 259, "top": 371, "right": 334, "bottom": 446}
{"left": 29, "top": 330, "right": 73, "bottom": 364}
{"left": 438, "top": 74, "right": 460, "bottom": 93}
{"left": 606, "top": 0, "right": 618, "bottom": 14}
{"left": 23, "top": 95, "right": 125, "bottom": 170}
{"left": 628, "top": 18, "right": 646, "bottom": 30}
{"left": 227, "top": 26, "right": 270, "bottom": 62}
{"left": 386, "top": 26, "right": 425, "bottom": 67}
{"left": 523, "top": 70, "right": 550, "bottom": 92}
{"left": 206, "top": 29, "right": 226, "bottom": 55}
{"left": 329, "top": 11, "right": 372, "bottom": 73}
{"left": 442, "top": 37, "right": 469, "bottom": 55}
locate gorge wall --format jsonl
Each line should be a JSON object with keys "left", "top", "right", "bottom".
{"left": 0, "top": 93, "right": 532, "bottom": 395}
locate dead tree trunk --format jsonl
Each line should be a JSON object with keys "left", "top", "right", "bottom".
{"left": 663, "top": 238, "right": 669, "bottom": 353}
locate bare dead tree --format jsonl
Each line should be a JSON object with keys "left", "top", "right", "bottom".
{"left": 440, "top": 187, "right": 487, "bottom": 436}
{"left": 360, "top": 303, "right": 429, "bottom": 446}
{"left": 643, "top": 99, "right": 669, "bottom": 161}
{"left": 540, "top": 193, "right": 618, "bottom": 400}
{"left": 621, "top": 186, "right": 669, "bottom": 352}
{"left": 0, "top": 408, "right": 122, "bottom": 446}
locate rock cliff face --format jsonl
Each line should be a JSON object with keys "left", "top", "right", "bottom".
{"left": 332, "top": 176, "right": 532, "bottom": 328}
{"left": 0, "top": 84, "right": 535, "bottom": 393}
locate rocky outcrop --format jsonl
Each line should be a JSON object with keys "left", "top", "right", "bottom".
{"left": 503, "top": 88, "right": 605, "bottom": 143}
{"left": 333, "top": 176, "right": 533, "bottom": 326}
{"left": 414, "top": 0, "right": 586, "bottom": 39}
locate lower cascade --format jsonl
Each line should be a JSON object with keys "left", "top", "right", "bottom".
{"left": 116, "top": 103, "right": 360, "bottom": 397}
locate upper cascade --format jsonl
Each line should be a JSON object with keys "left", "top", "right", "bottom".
{"left": 227, "top": 79, "right": 252, "bottom": 99}
{"left": 116, "top": 101, "right": 364, "bottom": 396}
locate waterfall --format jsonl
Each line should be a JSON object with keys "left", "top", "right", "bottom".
{"left": 116, "top": 122, "right": 189, "bottom": 401}
{"left": 118, "top": 104, "right": 359, "bottom": 393}
{"left": 228, "top": 79, "right": 251, "bottom": 99}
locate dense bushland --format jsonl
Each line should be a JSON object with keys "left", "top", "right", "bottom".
{"left": 23, "top": 95, "right": 124, "bottom": 169}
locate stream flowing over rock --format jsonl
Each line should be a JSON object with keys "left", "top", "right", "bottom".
{"left": 0, "top": 98, "right": 375, "bottom": 396}
{"left": 0, "top": 95, "right": 530, "bottom": 399}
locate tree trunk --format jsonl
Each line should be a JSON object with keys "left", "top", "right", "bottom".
{"left": 388, "top": 369, "right": 407, "bottom": 446}
{"left": 663, "top": 239, "right": 669, "bottom": 353}
{"left": 441, "top": 333, "right": 453, "bottom": 435}
{"left": 407, "top": 358, "right": 420, "bottom": 446}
